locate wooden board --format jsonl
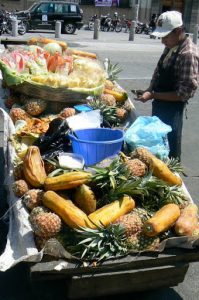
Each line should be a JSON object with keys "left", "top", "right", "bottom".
{"left": 29, "top": 248, "right": 199, "bottom": 298}
{"left": 0, "top": 38, "right": 28, "bottom": 48}
{"left": 31, "top": 263, "right": 189, "bottom": 299}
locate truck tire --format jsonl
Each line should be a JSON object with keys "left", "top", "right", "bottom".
{"left": 64, "top": 23, "right": 76, "bottom": 34}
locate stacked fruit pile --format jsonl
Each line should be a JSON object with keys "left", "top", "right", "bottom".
{"left": 1, "top": 38, "right": 198, "bottom": 263}
{"left": 11, "top": 144, "right": 199, "bottom": 261}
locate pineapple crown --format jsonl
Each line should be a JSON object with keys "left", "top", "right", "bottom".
{"left": 88, "top": 98, "right": 121, "bottom": 127}
{"left": 105, "top": 58, "right": 123, "bottom": 81}
{"left": 91, "top": 156, "right": 131, "bottom": 191}
{"left": 163, "top": 157, "right": 184, "bottom": 174}
{"left": 71, "top": 223, "right": 128, "bottom": 261}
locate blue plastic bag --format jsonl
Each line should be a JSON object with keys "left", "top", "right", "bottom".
{"left": 124, "top": 116, "right": 172, "bottom": 159}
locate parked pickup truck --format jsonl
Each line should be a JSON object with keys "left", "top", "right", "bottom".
{"left": 16, "top": 1, "right": 84, "bottom": 34}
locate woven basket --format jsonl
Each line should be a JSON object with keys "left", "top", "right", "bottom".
{"left": 9, "top": 81, "right": 89, "bottom": 103}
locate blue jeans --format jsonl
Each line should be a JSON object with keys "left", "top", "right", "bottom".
{"left": 152, "top": 100, "right": 185, "bottom": 160}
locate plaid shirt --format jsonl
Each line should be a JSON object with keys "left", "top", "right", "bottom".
{"left": 150, "top": 37, "right": 199, "bottom": 101}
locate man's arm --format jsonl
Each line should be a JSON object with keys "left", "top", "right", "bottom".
{"left": 136, "top": 91, "right": 182, "bottom": 103}
{"left": 176, "top": 52, "right": 199, "bottom": 101}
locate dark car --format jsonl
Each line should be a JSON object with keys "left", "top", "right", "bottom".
{"left": 16, "top": 1, "right": 83, "bottom": 34}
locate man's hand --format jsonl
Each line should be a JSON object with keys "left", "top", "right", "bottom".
{"left": 135, "top": 91, "right": 154, "bottom": 103}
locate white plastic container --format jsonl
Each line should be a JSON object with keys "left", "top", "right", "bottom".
{"left": 58, "top": 152, "right": 85, "bottom": 169}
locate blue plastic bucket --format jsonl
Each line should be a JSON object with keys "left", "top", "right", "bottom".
{"left": 68, "top": 128, "right": 124, "bottom": 166}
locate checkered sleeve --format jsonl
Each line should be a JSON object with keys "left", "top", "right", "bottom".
{"left": 176, "top": 51, "right": 199, "bottom": 101}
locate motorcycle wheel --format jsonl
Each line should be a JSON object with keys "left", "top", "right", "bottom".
{"left": 110, "top": 25, "right": 114, "bottom": 31}
{"left": 115, "top": 23, "right": 122, "bottom": 32}
{"left": 135, "top": 27, "right": 142, "bottom": 34}
{"left": 104, "top": 26, "right": 109, "bottom": 32}
{"left": 88, "top": 21, "right": 94, "bottom": 31}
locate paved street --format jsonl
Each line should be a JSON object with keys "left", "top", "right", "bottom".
{"left": 0, "top": 29, "right": 199, "bottom": 299}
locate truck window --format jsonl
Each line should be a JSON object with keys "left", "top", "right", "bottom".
{"left": 70, "top": 5, "right": 77, "bottom": 13}
{"left": 36, "top": 3, "right": 49, "bottom": 13}
{"left": 48, "top": 4, "right": 54, "bottom": 13}
{"left": 63, "top": 4, "right": 69, "bottom": 13}
{"left": 55, "top": 4, "right": 63, "bottom": 13}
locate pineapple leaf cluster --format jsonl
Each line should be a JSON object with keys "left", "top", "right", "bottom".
{"left": 88, "top": 98, "right": 121, "bottom": 127}
{"left": 138, "top": 175, "right": 188, "bottom": 211}
{"left": 163, "top": 157, "right": 184, "bottom": 174}
{"left": 103, "top": 179, "right": 143, "bottom": 204}
{"left": 71, "top": 223, "right": 128, "bottom": 261}
{"left": 106, "top": 59, "right": 123, "bottom": 81}
{"left": 100, "top": 170, "right": 188, "bottom": 211}
{"left": 91, "top": 157, "right": 131, "bottom": 192}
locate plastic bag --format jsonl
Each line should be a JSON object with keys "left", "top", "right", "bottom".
{"left": 66, "top": 109, "right": 102, "bottom": 131}
{"left": 124, "top": 116, "right": 172, "bottom": 159}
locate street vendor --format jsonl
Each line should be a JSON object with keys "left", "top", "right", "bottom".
{"left": 134, "top": 11, "right": 199, "bottom": 160}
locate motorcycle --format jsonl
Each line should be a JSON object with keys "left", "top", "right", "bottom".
{"left": 100, "top": 15, "right": 122, "bottom": 32}
{"left": 135, "top": 22, "right": 151, "bottom": 35}
{"left": 100, "top": 14, "right": 112, "bottom": 31}
{"left": 123, "top": 19, "right": 131, "bottom": 32}
{"left": 0, "top": 11, "right": 10, "bottom": 35}
{"left": 0, "top": 11, "right": 27, "bottom": 35}
{"left": 88, "top": 14, "right": 97, "bottom": 31}
{"left": 110, "top": 17, "right": 122, "bottom": 32}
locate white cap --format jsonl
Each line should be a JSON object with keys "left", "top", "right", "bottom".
{"left": 152, "top": 11, "right": 183, "bottom": 38}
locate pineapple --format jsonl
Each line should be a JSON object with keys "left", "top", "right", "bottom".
{"left": 29, "top": 206, "right": 49, "bottom": 224}
{"left": 125, "top": 158, "right": 148, "bottom": 177}
{"left": 131, "top": 147, "right": 182, "bottom": 186}
{"left": 104, "top": 79, "right": 114, "bottom": 90}
{"left": 13, "top": 163, "right": 24, "bottom": 180}
{"left": 23, "top": 99, "right": 47, "bottom": 116}
{"left": 30, "top": 212, "right": 62, "bottom": 238}
{"left": 92, "top": 156, "right": 131, "bottom": 192}
{"left": 116, "top": 108, "right": 127, "bottom": 120}
{"left": 105, "top": 59, "right": 123, "bottom": 81}
{"left": 139, "top": 175, "right": 188, "bottom": 211}
{"left": 130, "top": 147, "right": 152, "bottom": 167}
{"left": 23, "top": 189, "right": 44, "bottom": 211}
{"left": 88, "top": 99, "right": 121, "bottom": 127}
{"left": 164, "top": 157, "right": 184, "bottom": 174}
{"left": 10, "top": 108, "right": 31, "bottom": 124}
{"left": 114, "top": 212, "right": 143, "bottom": 236}
{"left": 104, "top": 173, "right": 187, "bottom": 212}
{"left": 101, "top": 93, "right": 116, "bottom": 106}
{"left": 59, "top": 107, "right": 76, "bottom": 119}
{"left": 71, "top": 223, "right": 128, "bottom": 261}
{"left": 133, "top": 207, "right": 153, "bottom": 222}
{"left": 12, "top": 180, "right": 29, "bottom": 197}
{"left": 127, "top": 232, "right": 160, "bottom": 252}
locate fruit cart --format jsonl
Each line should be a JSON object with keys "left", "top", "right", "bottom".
{"left": 1, "top": 97, "right": 199, "bottom": 300}
{"left": 0, "top": 38, "right": 199, "bottom": 299}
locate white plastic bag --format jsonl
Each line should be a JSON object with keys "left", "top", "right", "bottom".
{"left": 66, "top": 109, "right": 102, "bottom": 131}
